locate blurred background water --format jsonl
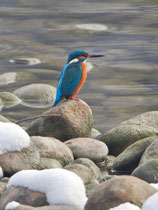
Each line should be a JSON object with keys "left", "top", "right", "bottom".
{"left": 0, "top": 0, "right": 158, "bottom": 132}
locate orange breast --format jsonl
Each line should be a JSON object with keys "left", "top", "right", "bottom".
{"left": 72, "top": 62, "right": 87, "bottom": 96}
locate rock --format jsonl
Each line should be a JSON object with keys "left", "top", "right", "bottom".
{"left": 65, "top": 163, "right": 93, "bottom": 184}
{"left": 84, "top": 176, "right": 157, "bottom": 210}
{"left": 91, "top": 128, "right": 101, "bottom": 139}
{"left": 122, "top": 111, "right": 158, "bottom": 130}
{"left": 38, "top": 205, "right": 77, "bottom": 210}
{"left": 104, "top": 155, "right": 116, "bottom": 171}
{"left": 113, "top": 136, "right": 157, "bottom": 172}
{"left": 0, "top": 186, "right": 48, "bottom": 209}
{"left": 74, "top": 158, "right": 101, "bottom": 181}
{"left": 40, "top": 158, "right": 62, "bottom": 169}
{"left": 109, "top": 202, "right": 141, "bottom": 210}
{"left": 0, "top": 72, "right": 17, "bottom": 86}
{"left": 13, "top": 83, "right": 56, "bottom": 108}
{"left": 99, "top": 124, "right": 157, "bottom": 156}
{"left": 0, "top": 140, "right": 40, "bottom": 176}
{"left": 31, "top": 136, "right": 74, "bottom": 166}
{"left": 0, "top": 181, "right": 7, "bottom": 197}
{"left": 0, "top": 92, "right": 21, "bottom": 108}
{"left": 65, "top": 138, "right": 108, "bottom": 163}
{"left": 27, "top": 100, "right": 93, "bottom": 141}
{"left": 140, "top": 138, "right": 158, "bottom": 164}
{"left": 0, "top": 115, "right": 10, "bottom": 122}
{"left": 132, "top": 159, "right": 158, "bottom": 183}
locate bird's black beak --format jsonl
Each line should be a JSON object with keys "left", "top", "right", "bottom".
{"left": 88, "top": 54, "right": 105, "bottom": 58}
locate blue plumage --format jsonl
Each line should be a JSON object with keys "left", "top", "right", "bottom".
{"left": 53, "top": 62, "right": 82, "bottom": 106}
{"left": 53, "top": 49, "right": 104, "bottom": 106}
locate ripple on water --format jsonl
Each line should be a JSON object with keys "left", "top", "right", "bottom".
{"left": 75, "top": 24, "right": 108, "bottom": 31}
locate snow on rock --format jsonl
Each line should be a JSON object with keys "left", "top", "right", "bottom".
{"left": 142, "top": 192, "right": 158, "bottom": 210}
{"left": 150, "top": 183, "right": 158, "bottom": 191}
{"left": 7, "top": 168, "right": 88, "bottom": 210}
{"left": 0, "top": 122, "right": 30, "bottom": 155}
{"left": 109, "top": 202, "right": 140, "bottom": 210}
{"left": 5, "top": 201, "right": 20, "bottom": 210}
{"left": 0, "top": 166, "right": 3, "bottom": 179}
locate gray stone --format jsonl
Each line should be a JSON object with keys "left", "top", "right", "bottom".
{"left": 37, "top": 205, "right": 77, "bottom": 210}
{"left": 0, "top": 92, "right": 21, "bottom": 108}
{"left": 31, "top": 136, "right": 74, "bottom": 166}
{"left": 91, "top": 128, "right": 101, "bottom": 139}
{"left": 13, "top": 83, "right": 56, "bottom": 108}
{"left": 84, "top": 176, "right": 157, "bottom": 210}
{"left": 65, "top": 138, "right": 108, "bottom": 163}
{"left": 0, "top": 181, "right": 7, "bottom": 198}
{"left": 132, "top": 159, "right": 158, "bottom": 183}
{"left": 0, "top": 140, "right": 40, "bottom": 176}
{"left": 0, "top": 114, "right": 10, "bottom": 122}
{"left": 122, "top": 111, "right": 158, "bottom": 130}
{"left": 0, "top": 72, "right": 17, "bottom": 86}
{"left": 40, "top": 158, "right": 62, "bottom": 169}
{"left": 140, "top": 138, "right": 158, "bottom": 164}
{"left": 74, "top": 158, "right": 101, "bottom": 181}
{"left": 99, "top": 124, "right": 157, "bottom": 156}
{"left": 113, "top": 136, "right": 157, "bottom": 172}
{"left": 27, "top": 100, "right": 93, "bottom": 141}
{"left": 0, "top": 186, "right": 48, "bottom": 209}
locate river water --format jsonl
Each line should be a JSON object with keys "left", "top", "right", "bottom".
{"left": 0, "top": 0, "right": 158, "bottom": 132}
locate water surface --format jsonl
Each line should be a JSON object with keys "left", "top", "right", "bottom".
{"left": 0, "top": 0, "right": 158, "bottom": 132}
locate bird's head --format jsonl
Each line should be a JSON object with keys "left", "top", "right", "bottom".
{"left": 67, "top": 50, "right": 104, "bottom": 64}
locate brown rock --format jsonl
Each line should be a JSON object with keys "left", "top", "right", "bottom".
{"left": 84, "top": 175, "right": 157, "bottom": 210}
{"left": 65, "top": 138, "right": 108, "bottom": 163}
{"left": 27, "top": 100, "right": 93, "bottom": 141}
{"left": 0, "top": 140, "right": 40, "bottom": 176}
{"left": 0, "top": 186, "right": 48, "bottom": 209}
{"left": 31, "top": 136, "right": 74, "bottom": 166}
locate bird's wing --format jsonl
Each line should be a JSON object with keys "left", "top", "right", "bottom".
{"left": 59, "top": 63, "right": 82, "bottom": 97}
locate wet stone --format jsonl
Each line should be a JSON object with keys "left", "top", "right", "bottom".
{"left": 132, "top": 159, "right": 158, "bottom": 183}
{"left": 13, "top": 83, "right": 56, "bottom": 108}
{"left": 139, "top": 138, "right": 158, "bottom": 164}
{"left": 99, "top": 124, "right": 158, "bottom": 156}
{"left": 65, "top": 137, "right": 108, "bottom": 163}
{"left": 0, "top": 92, "right": 21, "bottom": 108}
{"left": 0, "top": 72, "right": 17, "bottom": 86}
{"left": 113, "top": 136, "right": 157, "bottom": 172}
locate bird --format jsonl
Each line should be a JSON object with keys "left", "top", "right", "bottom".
{"left": 53, "top": 50, "right": 104, "bottom": 106}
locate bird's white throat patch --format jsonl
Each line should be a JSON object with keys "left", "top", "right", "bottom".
{"left": 69, "top": 58, "right": 87, "bottom": 64}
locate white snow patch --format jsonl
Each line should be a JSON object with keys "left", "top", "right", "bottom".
{"left": 0, "top": 122, "right": 30, "bottom": 155}
{"left": 5, "top": 201, "right": 20, "bottom": 210}
{"left": 76, "top": 24, "right": 108, "bottom": 31}
{"left": 150, "top": 183, "right": 158, "bottom": 190}
{"left": 0, "top": 167, "right": 3, "bottom": 179}
{"left": 7, "top": 168, "right": 88, "bottom": 210}
{"left": 109, "top": 202, "right": 140, "bottom": 210}
{"left": 142, "top": 192, "right": 158, "bottom": 210}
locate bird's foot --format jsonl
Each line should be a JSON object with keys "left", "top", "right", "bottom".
{"left": 68, "top": 96, "right": 79, "bottom": 101}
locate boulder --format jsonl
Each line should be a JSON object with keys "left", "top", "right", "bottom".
{"left": 113, "top": 136, "right": 157, "bottom": 172}
{"left": 13, "top": 83, "right": 56, "bottom": 108}
{"left": 132, "top": 159, "right": 158, "bottom": 183}
{"left": 38, "top": 205, "right": 77, "bottom": 210}
{"left": 31, "top": 136, "right": 74, "bottom": 166}
{"left": 99, "top": 124, "right": 157, "bottom": 156}
{"left": 122, "top": 111, "right": 158, "bottom": 130}
{"left": 0, "top": 140, "right": 40, "bottom": 176}
{"left": 140, "top": 138, "right": 158, "bottom": 164}
{"left": 0, "top": 92, "right": 21, "bottom": 108}
{"left": 65, "top": 138, "right": 108, "bottom": 163}
{"left": 0, "top": 186, "right": 48, "bottom": 209}
{"left": 84, "top": 175, "right": 157, "bottom": 210}
{"left": 27, "top": 100, "right": 93, "bottom": 141}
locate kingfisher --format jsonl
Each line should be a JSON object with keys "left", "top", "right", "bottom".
{"left": 53, "top": 50, "right": 104, "bottom": 106}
